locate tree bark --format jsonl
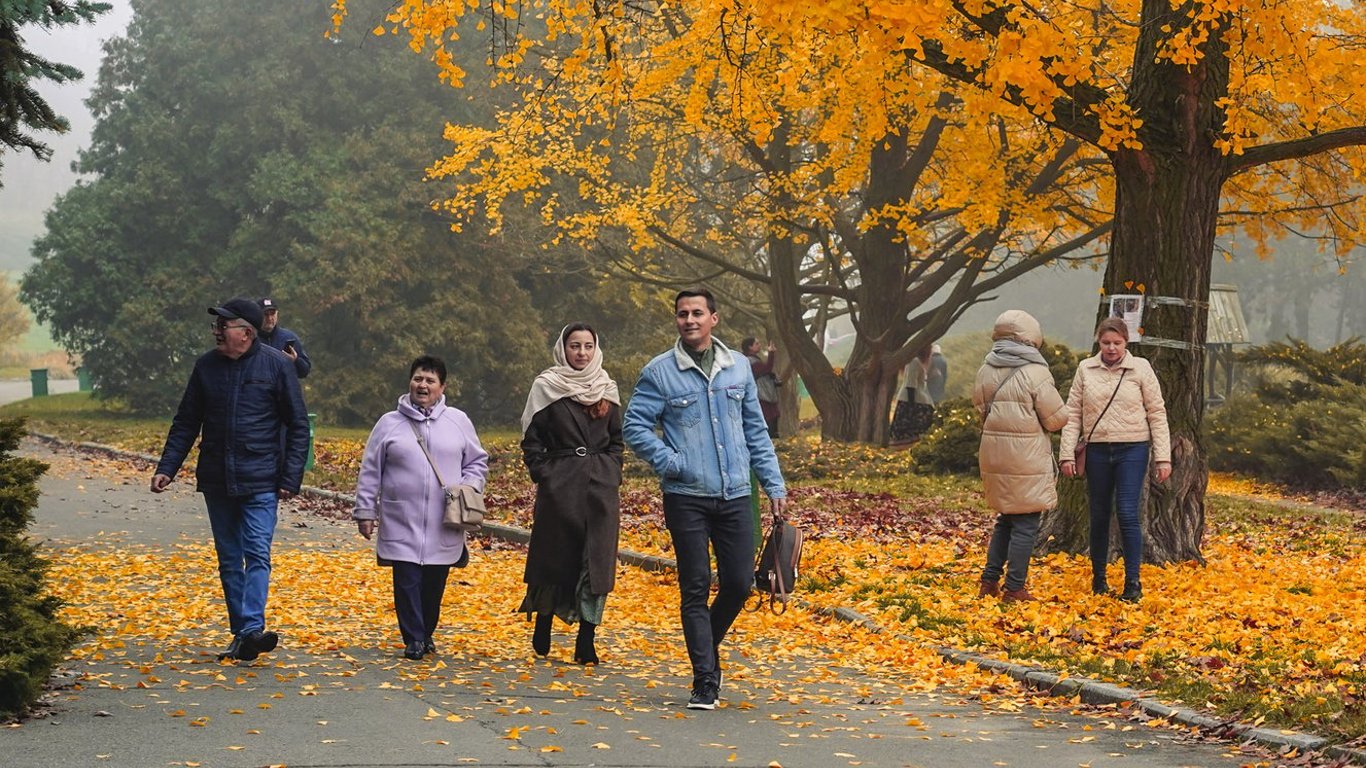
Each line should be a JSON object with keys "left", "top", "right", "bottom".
{"left": 1040, "top": 0, "right": 1224, "bottom": 564}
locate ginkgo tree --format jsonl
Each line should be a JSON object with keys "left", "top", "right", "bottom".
{"left": 336, "top": 0, "right": 1366, "bottom": 561}
{"left": 336, "top": 2, "right": 1116, "bottom": 444}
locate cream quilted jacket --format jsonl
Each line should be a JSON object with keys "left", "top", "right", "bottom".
{"left": 1060, "top": 352, "right": 1171, "bottom": 463}
{"left": 974, "top": 363, "right": 1069, "bottom": 513}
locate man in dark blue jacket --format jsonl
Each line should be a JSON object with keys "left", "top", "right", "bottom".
{"left": 257, "top": 297, "right": 311, "bottom": 379}
{"left": 151, "top": 297, "right": 310, "bottom": 662}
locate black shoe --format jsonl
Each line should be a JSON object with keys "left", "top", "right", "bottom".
{"left": 237, "top": 630, "right": 278, "bottom": 662}
{"left": 532, "top": 614, "right": 552, "bottom": 657}
{"left": 687, "top": 681, "right": 719, "bottom": 710}
{"left": 1119, "top": 584, "right": 1142, "bottom": 603}
{"left": 1092, "top": 581, "right": 1111, "bottom": 596}
{"left": 217, "top": 635, "right": 243, "bottom": 661}
{"left": 403, "top": 641, "right": 426, "bottom": 660}
{"left": 423, "top": 638, "right": 436, "bottom": 656}
{"left": 573, "top": 621, "right": 598, "bottom": 665}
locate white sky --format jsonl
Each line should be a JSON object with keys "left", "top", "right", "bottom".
{"left": 0, "top": 2, "right": 134, "bottom": 273}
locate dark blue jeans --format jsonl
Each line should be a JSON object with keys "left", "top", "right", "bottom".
{"left": 1085, "top": 442, "right": 1149, "bottom": 588}
{"left": 203, "top": 491, "right": 278, "bottom": 636}
{"left": 663, "top": 493, "right": 754, "bottom": 687}
{"left": 391, "top": 561, "right": 452, "bottom": 645}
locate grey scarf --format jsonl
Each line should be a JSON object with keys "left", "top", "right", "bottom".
{"left": 984, "top": 339, "right": 1047, "bottom": 367}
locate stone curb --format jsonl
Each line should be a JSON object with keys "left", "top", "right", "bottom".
{"left": 29, "top": 430, "right": 1360, "bottom": 763}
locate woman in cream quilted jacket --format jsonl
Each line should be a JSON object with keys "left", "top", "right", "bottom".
{"left": 972, "top": 310, "right": 1068, "bottom": 603}
{"left": 1060, "top": 317, "right": 1171, "bottom": 603}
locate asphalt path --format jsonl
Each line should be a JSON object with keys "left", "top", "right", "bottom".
{"left": 0, "top": 377, "right": 80, "bottom": 405}
{"left": 2, "top": 439, "right": 1278, "bottom": 768}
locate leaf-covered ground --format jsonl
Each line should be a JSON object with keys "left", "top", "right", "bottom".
{"left": 15, "top": 406, "right": 1366, "bottom": 748}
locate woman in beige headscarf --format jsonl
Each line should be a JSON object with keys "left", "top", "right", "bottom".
{"left": 518, "top": 323, "right": 622, "bottom": 663}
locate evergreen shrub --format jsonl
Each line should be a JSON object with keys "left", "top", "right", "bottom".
{"left": 0, "top": 418, "right": 82, "bottom": 717}
{"left": 1206, "top": 339, "right": 1366, "bottom": 490}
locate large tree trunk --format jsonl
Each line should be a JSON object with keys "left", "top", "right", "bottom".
{"left": 1040, "top": 1, "right": 1224, "bottom": 564}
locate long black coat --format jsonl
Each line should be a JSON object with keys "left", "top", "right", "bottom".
{"left": 521, "top": 398, "right": 623, "bottom": 594}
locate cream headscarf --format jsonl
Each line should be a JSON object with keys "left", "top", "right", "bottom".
{"left": 519, "top": 325, "right": 621, "bottom": 434}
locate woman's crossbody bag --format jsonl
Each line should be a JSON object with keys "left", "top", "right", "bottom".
{"left": 1073, "top": 370, "right": 1126, "bottom": 478}
{"left": 408, "top": 421, "right": 485, "bottom": 532}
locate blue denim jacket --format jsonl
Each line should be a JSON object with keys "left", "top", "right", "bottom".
{"left": 623, "top": 339, "right": 786, "bottom": 501}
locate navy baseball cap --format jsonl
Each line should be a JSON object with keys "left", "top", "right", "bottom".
{"left": 259, "top": 297, "right": 280, "bottom": 312}
{"left": 209, "top": 297, "right": 264, "bottom": 331}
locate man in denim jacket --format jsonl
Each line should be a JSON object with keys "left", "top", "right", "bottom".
{"left": 623, "top": 288, "right": 788, "bottom": 711}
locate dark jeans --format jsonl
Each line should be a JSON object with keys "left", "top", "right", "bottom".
{"left": 391, "top": 561, "right": 451, "bottom": 645}
{"left": 203, "top": 491, "right": 278, "bottom": 636}
{"left": 662, "top": 493, "right": 755, "bottom": 686}
{"left": 980, "top": 512, "right": 1041, "bottom": 591}
{"left": 1085, "top": 441, "right": 1150, "bottom": 588}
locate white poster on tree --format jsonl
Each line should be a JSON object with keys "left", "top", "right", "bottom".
{"left": 1108, "top": 295, "right": 1144, "bottom": 342}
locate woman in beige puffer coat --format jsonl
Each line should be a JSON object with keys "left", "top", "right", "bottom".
{"left": 972, "top": 310, "right": 1068, "bottom": 602}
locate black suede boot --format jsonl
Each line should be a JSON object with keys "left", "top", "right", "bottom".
{"left": 532, "top": 613, "right": 553, "bottom": 657}
{"left": 574, "top": 621, "right": 598, "bottom": 665}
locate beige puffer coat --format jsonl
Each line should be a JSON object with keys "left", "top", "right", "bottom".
{"left": 1059, "top": 352, "right": 1171, "bottom": 463}
{"left": 973, "top": 311, "right": 1069, "bottom": 514}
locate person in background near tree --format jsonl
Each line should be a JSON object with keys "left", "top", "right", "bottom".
{"left": 518, "top": 323, "right": 623, "bottom": 665}
{"left": 742, "top": 337, "right": 781, "bottom": 437}
{"left": 151, "top": 297, "right": 309, "bottom": 662}
{"left": 890, "top": 346, "right": 935, "bottom": 443}
{"left": 973, "top": 311, "right": 1068, "bottom": 602}
{"left": 258, "top": 297, "right": 311, "bottom": 379}
{"left": 1060, "top": 316, "right": 1171, "bottom": 604}
{"left": 623, "top": 289, "right": 788, "bottom": 711}
{"left": 928, "top": 343, "right": 948, "bottom": 404}
{"left": 353, "top": 356, "right": 489, "bottom": 660}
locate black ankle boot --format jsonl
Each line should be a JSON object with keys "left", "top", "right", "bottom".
{"left": 574, "top": 621, "right": 598, "bottom": 665}
{"left": 1091, "top": 576, "right": 1110, "bottom": 596}
{"left": 532, "top": 613, "right": 552, "bottom": 656}
{"left": 1119, "top": 582, "right": 1142, "bottom": 603}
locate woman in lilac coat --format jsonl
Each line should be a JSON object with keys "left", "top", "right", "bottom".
{"left": 354, "top": 356, "right": 489, "bottom": 660}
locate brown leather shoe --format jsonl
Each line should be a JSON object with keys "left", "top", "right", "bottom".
{"left": 978, "top": 580, "right": 1000, "bottom": 598}
{"left": 1002, "top": 588, "right": 1038, "bottom": 603}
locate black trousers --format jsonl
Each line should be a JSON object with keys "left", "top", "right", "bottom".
{"left": 662, "top": 493, "right": 755, "bottom": 686}
{"left": 390, "top": 561, "right": 451, "bottom": 644}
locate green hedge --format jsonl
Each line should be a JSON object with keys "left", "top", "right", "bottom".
{"left": 0, "top": 418, "right": 83, "bottom": 716}
{"left": 1206, "top": 339, "right": 1366, "bottom": 490}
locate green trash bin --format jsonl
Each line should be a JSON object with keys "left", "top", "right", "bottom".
{"left": 77, "top": 367, "right": 92, "bottom": 392}
{"left": 30, "top": 369, "right": 48, "bottom": 398}
{"left": 304, "top": 413, "right": 318, "bottom": 472}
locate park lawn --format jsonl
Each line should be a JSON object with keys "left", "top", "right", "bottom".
{"left": 8, "top": 394, "right": 1366, "bottom": 741}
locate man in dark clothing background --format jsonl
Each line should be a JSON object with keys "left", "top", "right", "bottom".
{"left": 258, "top": 297, "right": 311, "bottom": 379}
{"left": 151, "top": 297, "right": 310, "bottom": 662}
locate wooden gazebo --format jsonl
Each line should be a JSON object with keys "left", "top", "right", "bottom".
{"left": 1205, "top": 283, "right": 1250, "bottom": 404}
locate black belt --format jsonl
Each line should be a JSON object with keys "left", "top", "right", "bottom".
{"left": 542, "top": 447, "right": 604, "bottom": 458}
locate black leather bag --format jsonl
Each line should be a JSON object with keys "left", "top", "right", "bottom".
{"left": 749, "top": 514, "right": 804, "bottom": 614}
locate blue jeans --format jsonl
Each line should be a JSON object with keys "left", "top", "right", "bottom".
{"left": 1085, "top": 442, "right": 1149, "bottom": 588}
{"left": 663, "top": 493, "right": 755, "bottom": 687}
{"left": 204, "top": 492, "right": 278, "bottom": 636}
